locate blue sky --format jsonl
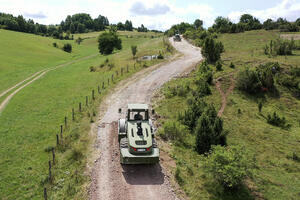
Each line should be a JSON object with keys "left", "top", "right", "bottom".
{"left": 0, "top": 0, "right": 299, "bottom": 30}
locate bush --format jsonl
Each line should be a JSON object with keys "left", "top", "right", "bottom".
{"left": 160, "top": 120, "right": 187, "bottom": 142}
{"left": 205, "top": 145, "right": 256, "bottom": 189}
{"left": 194, "top": 79, "right": 211, "bottom": 99}
{"left": 180, "top": 99, "right": 207, "bottom": 131}
{"left": 131, "top": 45, "right": 137, "bottom": 58}
{"left": 63, "top": 43, "right": 72, "bottom": 53}
{"left": 98, "top": 31, "right": 122, "bottom": 54}
{"left": 267, "top": 111, "right": 290, "bottom": 129}
{"left": 216, "top": 61, "right": 223, "bottom": 71}
{"left": 229, "top": 62, "right": 235, "bottom": 68}
{"left": 196, "top": 62, "right": 213, "bottom": 84}
{"left": 157, "top": 51, "right": 164, "bottom": 59}
{"left": 264, "top": 39, "right": 294, "bottom": 56}
{"left": 201, "top": 37, "right": 224, "bottom": 63}
{"left": 195, "top": 105, "right": 226, "bottom": 154}
{"left": 236, "top": 68, "right": 262, "bottom": 94}
{"left": 90, "top": 66, "right": 96, "bottom": 72}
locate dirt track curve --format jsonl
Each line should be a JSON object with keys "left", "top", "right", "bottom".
{"left": 89, "top": 38, "right": 202, "bottom": 200}
{"left": 0, "top": 54, "right": 98, "bottom": 113}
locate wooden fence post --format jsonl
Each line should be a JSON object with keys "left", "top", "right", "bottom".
{"left": 52, "top": 148, "right": 55, "bottom": 165}
{"left": 64, "top": 116, "right": 67, "bottom": 128}
{"left": 108, "top": 78, "right": 109, "bottom": 85}
{"left": 48, "top": 161, "right": 52, "bottom": 182}
{"left": 102, "top": 82, "right": 104, "bottom": 89}
{"left": 92, "top": 90, "right": 95, "bottom": 100}
{"left": 56, "top": 134, "right": 59, "bottom": 145}
{"left": 86, "top": 96, "right": 88, "bottom": 106}
{"left": 60, "top": 125, "right": 63, "bottom": 138}
{"left": 44, "top": 187, "right": 47, "bottom": 200}
{"left": 72, "top": 108, "right": 75, "bottom": 121}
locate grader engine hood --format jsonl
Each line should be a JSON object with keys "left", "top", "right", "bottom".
{"left": 127, "top": 121, "right": 153, "bottom": 153}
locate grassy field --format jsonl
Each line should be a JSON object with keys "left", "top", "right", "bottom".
{"left": 155, "top": 30, "right": 300, "bottom": 200}
{"left": 0, "top": 30, "right": 168, "bottom": 199}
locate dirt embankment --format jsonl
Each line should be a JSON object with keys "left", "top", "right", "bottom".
{"left": 89, "top": 38, "right": 203, "bottom": 200}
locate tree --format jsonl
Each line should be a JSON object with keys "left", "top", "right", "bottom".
{"left": 63, "top": 43, "right": 72, "bottom": 53}
{"left": 98, "top": 32, "right": 122, "bottom": 55}
{"left": 201, "top": 37, "right": 224, "bottom": 63}
{"left": 125, "top": 20, "right": 133, "bottom": 31}
{"left": 117, "top": 22, "right": 125, "bottom": 30}
{"left": 195, "top": 105, "right": 226, "bottom": 154}
{"left": 137, "top": 24, "right": 148, "bottom": 32}
{"left": 205, "top": 145, "right": 256, "bottom": 189}
{"left": 131, "top": 45, "right": 137, "bottom": 59}
{"left": 77, "top": 23, "right": 85, "bottom": 33}
{"left": 194, "top": 19, "right": 203, "bottom": 29}
{"left": 236, "top": 68, "right": 262, "bottom": 94}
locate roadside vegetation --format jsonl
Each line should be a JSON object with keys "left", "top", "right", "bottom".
{"left": 156, "top": 18, "right": 300, "bottom": 199}
{"left": 0, "top": 29, "right": 172, "bottom": 199}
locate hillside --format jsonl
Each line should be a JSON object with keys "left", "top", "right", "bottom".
{"left": 0, "top": 29, "right": 167, "bottom": 199}
{"left": 154, "top": 30, "right": 300, "bottom": 200}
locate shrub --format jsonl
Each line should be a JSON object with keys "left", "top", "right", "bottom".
{"left": 131, "top": 45, "right": 137, "bottom": 58}
{"left": 196, "top": 62, "right": 213, "bottom": 84}
{"left": 258, "top": 101, "right": 263, "bottom": 112}
{"left": 201, "top": 37, "right": 224, "bottom": 63}
{"left": 175, "top": 167, "right": 184, "bottom": 185}
{"left": 267, "top": 111, "right": 290, "bottom": 129}
{"left": 229, "top": 62, "right": 235, "bottom": 68}
{"left": 180, "top": 99, "right": 207, "bottom": 131}
{"left": 76, "top": 37, "right": 83, "bottom": 44}
{"left": 63, "top": 43, "right": 72, "bottom": 53}
{"left": 157, "top": 52, "right": 164, "bottom": 59}
{"left": 89, "top": 66, "right": 96, "bottom": 72}
{"left": 205, "top": 145, "right": 256, "bottom": 189}
{"left": 98, "top": 31, "right": 122, "bottom": 54}
{"left": 69, "top": 148, "right": 84, "bottom": 162}
{"left": 194, "top": 79, "right": 211, "bottom": 99}
{"left": 216, "top": 61, "right": 223, "bottom": 71}
{"left": 236, "top": 68, "right": 262, "bottom": 94}
{"left": 160, "top": 120, "right": 187, "bottom": 142}
{"left": 264, "top": 39, "right": 294, "bottom": 56}
{"left": 195, "top": 105, "right": 226, "bottom": 154}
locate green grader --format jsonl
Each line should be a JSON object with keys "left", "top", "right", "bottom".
{"left": 118, "top": 104, "right": 159, "bottom": 164}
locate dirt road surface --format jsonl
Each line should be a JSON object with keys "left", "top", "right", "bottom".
{"left": 89, "top": 38, "right": 202, "bottom": 200}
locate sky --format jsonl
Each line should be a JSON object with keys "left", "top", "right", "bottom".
{"left": 0, "top": 0, "right": 300, "bottom": 30}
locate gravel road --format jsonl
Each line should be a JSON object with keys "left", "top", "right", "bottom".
{"left": 89, "top": 38, "right": 202, "bottom": 200}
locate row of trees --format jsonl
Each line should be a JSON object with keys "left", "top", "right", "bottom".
{"left": 60, "top": 13, "right": 109, "bottom": 33}
{"left": 167, "top": 14, "right": 300, "bottom": 36}
{"left": 0, "top": 12, "right": 152, "bottom": 39}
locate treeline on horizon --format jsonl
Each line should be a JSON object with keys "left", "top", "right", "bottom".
{"left": 166, "top": 14, "right": 300, "bottom": 36}
{"left": 0, "top": 12, "right": 158, "bottom": 40}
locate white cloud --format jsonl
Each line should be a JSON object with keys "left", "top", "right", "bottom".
{"left": 228, "top": 0, "right": 300, "bottom": 23}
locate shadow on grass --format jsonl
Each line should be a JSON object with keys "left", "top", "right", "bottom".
{"left": 204, "top": 180, "right": 255, "bottom": 200}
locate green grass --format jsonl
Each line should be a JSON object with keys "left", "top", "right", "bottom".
{"left": 155, "top": 30, "right": 300, "bottom": 200}
{"left": 0, "top": 30, "right": 167, "bottom": 199}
